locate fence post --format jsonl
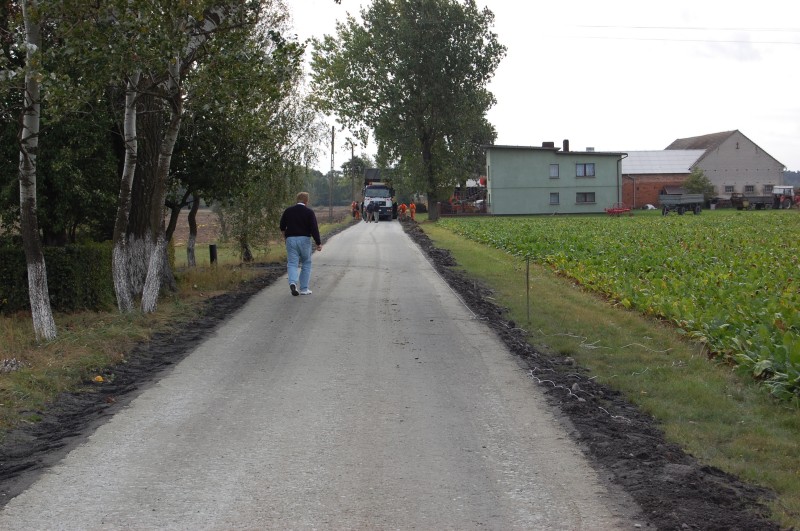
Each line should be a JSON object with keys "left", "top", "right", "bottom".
{"left": 526, "top": 256, "right": 530, "bottom": 324}
{"left": 209, "top": 244, "right": 217, "bottom": 265}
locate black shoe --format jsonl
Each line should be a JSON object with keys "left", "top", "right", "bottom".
{"left": 290, "top": 283, "right": 299, "bottom": 296}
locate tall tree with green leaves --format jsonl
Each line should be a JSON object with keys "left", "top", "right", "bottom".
{"left": 1, "top": 0, "right": 127, "bottom": 337}
{"left": 94, "top": 2, "right": 264, "bottom": 313}
{"left": 310, "top": 0, "right": 505, "bottom": 220}
{"left": 341, "top": 153, "right": 373, "bottom": 203}
{"left": 136, "top": 5, "right": 254, "bottom": 314}
{"left": 683, "top": 167, "right": 715, "bottom": 202}
{"left": 174, "top": 13, "right": 320, "bottom": 265}
{"left": 0, "top": 0, "right": 322, "bottom": 332}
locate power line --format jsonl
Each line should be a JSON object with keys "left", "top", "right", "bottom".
{"left": 577, "top": 24, "right": 800, "bottom": 33}
{"left": 566, "top": 24, "right": 800, "bottom": 44}
{"left": 572, "top": 35, "right": 800, "bottom": 45}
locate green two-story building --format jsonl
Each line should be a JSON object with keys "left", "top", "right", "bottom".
{"left": 485, "top": 140, "right": 626, "bottom": 215}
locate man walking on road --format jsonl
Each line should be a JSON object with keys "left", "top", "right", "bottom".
{"left": 279, "top": 192, "right": 322, "bottom": 296}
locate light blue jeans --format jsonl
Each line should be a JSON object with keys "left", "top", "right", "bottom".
{"left": 286, "top": 236, "right": 313, "bottom": 291}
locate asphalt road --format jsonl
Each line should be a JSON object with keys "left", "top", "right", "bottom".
{"left": 0, "top": 220, "right": 641, "bottom": 529}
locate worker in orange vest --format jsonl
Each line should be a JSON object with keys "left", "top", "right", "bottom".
{"left": 398, "top": 203, "right": 408, "bottom": 220}
{"left": 409, "top": 202, "right": 416, "bottom": 221}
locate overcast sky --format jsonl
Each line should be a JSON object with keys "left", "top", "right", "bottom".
{"left": 291, "top": 0, "right": 800, "bottom": 172}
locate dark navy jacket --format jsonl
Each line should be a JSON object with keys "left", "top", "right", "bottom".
{"left": 279, "top": 203, "right": 321, "bottom": 246}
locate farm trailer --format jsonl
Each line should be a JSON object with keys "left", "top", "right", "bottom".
{"left": 659, "top": 191, "right": 704, "bottom": 215}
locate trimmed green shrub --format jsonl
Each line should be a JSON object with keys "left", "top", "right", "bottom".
{"left": 0, "top": 247, "right": 28, "bottom": 313}
{"left": 0, "top": 243, "right": 114, "bottom": 314}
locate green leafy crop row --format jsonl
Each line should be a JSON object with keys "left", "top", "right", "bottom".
{"left": 440, "top": 212, "right": 800, "bottom": 401}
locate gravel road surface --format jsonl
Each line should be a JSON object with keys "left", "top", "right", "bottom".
{"left": 0, "top": 221, "right": 641, "bottom": 529}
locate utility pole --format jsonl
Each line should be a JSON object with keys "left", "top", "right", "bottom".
{"left": 329, "top": 126, "right": 334, "bottom": 222}
{"left": 345, "top": 138, "right": 356, "bottom": 203}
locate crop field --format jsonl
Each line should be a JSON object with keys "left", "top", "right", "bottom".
{"left": 439, "top": 210, "right": 800, "bottom": 401}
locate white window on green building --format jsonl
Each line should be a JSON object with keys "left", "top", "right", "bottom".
{"left": 576, "top": 192, "right": 595, "bottom": 204}
{"left": 549, "top": 192, "right": 559, "bottom": 205}
{"left": 576, "top": 163, "right": 595, "bottom": 177}
{"left": 549, "top": 164, "right": 559, "bottom": 178}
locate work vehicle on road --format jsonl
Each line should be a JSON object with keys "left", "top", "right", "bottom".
{"left": 363, "top": 177, "right": 395, "bottom": 221}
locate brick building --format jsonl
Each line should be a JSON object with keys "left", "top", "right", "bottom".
{"left": 621, "top": 150, "right": 703, "bottom": 208}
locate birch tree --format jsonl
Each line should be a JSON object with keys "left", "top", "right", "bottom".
{"left": 2, "top": 0, "right": 125, "bottom": 334}
{"left": 177, "top": 16, "right": 321, "bottom": 263}
{"left": 0, "top": 5, "right": 117, "bottom": 247}
{"left": 4, "top": 1, "right": 316, "bottom": 321}
{"left": 17, "top": 0, "right": 56, "bottom": 340}
{"left": 106, "top": 3, "right": 259, "bottom": 313}
{"left": 111, "top": 71, "right": 140, "bottom": 312}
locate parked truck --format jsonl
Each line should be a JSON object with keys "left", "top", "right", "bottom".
{"left": 362, "top": 179, "right": 395, "bottom": 221}
{"left": 659, "top": 187, "right": 704, "bottom": 215}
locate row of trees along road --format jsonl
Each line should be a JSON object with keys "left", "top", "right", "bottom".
{"left": 0, "top": 1, "right": 326, "bottom": 341}
{"left": 310, "top": 0, "right": 506, "bottom": 221}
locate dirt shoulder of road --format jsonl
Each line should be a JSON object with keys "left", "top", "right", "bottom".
{"left": 0, "top": 220, "right": 781, "bottom": 530}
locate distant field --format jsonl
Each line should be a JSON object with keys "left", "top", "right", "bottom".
{"left": 440, "top": 210, "right": 800, "bottom": 401}
{"left": 171, "top": 206, "right": 352, "bottom": 247}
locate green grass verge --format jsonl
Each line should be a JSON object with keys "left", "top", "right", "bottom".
{"left": 419, "top": 220, "right": 800, "bottom": 529}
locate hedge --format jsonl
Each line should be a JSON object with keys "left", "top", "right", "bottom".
{"left": 0, "top": 243, "right": 115, "bottom": 314}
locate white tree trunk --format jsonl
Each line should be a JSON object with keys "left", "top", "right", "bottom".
{"left": 141, "top": 234, "right": 167, "bottom": 313}
{"left": 19, "top": 0, "right": 56, "bottom": 341}
{"left": 111, "top": 241, "right": 133, "bottom": 313}
{"left": 112, "top": 242, "right": 131, "bottom": 310}
{"left": 112, "top": 72, "right": 141, "bottom": 312}
{"left": 127, "top": 235, "right": 154, "bottom": 297}
{"left": 26, "top": 261, "right": 55, "bottom": 339}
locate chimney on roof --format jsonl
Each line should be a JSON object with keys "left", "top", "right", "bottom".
{"left": 563, "top": 139, "right": 570, "bottom": 152}
{"left": 542, "top": 141, "right": 555, "bottom": 148}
